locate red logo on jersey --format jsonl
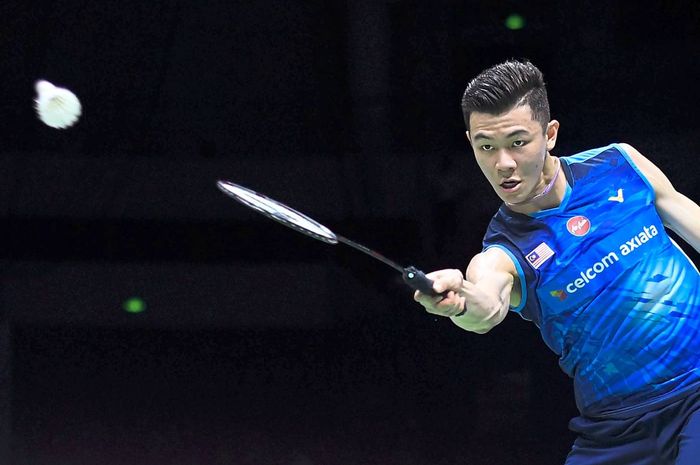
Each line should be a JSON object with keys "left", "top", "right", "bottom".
{"left": 567, "top": 216, "right": 591, "bottom": 237}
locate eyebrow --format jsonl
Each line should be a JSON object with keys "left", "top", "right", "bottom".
{"left": 472, "top": 129, "right": 530, "bottom": 142}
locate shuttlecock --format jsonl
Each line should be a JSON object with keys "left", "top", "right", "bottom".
{"left": 34, "top": 80, "right": 82, "bottom": 129}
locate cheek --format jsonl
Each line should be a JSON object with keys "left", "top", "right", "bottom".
{"left": 524, "top": 148, "right": 546, "bottom": 175}
{"left": 475, "top": 158, "right": 496, "bottom": 179}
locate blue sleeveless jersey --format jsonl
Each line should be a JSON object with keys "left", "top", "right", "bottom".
{"left": 483, "top": 144, "right": 700, "bottom": 418}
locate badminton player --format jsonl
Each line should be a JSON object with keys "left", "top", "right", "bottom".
{"left": 414, "top": 60, "right": 700, "bottom": 464}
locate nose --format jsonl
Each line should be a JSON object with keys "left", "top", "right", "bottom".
{"left": 495, "top": 149, "right": 517, "bottom": 173}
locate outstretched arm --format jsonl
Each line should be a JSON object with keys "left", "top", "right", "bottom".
{"left": 413, "top": 247, "right": 518, "bottom": 334}
{"left": 620, "top": 143, "right": 700, "bottom": 254}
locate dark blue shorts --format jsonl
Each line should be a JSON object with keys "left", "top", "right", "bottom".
{"left": 565, "top": 390, "right": 700, "bottom": 465}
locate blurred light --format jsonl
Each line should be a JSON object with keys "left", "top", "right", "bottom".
{"left": 123, "top": 297, "right": 147, "bottom": 314}
{"left": 505, "top": 14, "right": 526, "bottom": 30}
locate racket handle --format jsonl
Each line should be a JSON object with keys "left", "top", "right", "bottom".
{"left": 403, "top": 266, "right": 466, "bottom": 317}
{"left": 402, "top": 266, "right": 438, "bottom": 296}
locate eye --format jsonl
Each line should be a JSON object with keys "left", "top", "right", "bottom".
{"left": 512, "top": 140, "right": 526, "bottom": 147}
{"left": 480, "top": 144, "right": 494, "bottom": 151}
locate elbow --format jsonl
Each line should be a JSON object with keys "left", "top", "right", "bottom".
{"left": 478, "top": 304, "right": 509, "bottom": 333}
{"left": 472, "top": 318, "right": 501, "bottom": 334}
{"left": 464, "top": 313, "right": 503, "bottom": 335}
{"left": 471, "top": 326, "right": 494, "bottom": 335}
{"left": 451, "top": 301, "right": 508, "bottom": 334}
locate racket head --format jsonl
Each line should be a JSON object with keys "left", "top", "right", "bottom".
{"left": 216, "top": 180, "right": 338, "bottom": 244}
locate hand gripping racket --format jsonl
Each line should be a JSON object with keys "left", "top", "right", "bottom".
{"left": 216, "top": 180, "right": 441, "bottom": 297}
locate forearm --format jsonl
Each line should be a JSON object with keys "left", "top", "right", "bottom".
{"left": 414, "top": 250, "right": 515, "bottom": 330}
{"left": 449, "top": 274, "right": 512, "bottom": 334}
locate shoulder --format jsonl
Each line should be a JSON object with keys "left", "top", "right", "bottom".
{"left": 614, "top": 142, "right": 659, "bottom": 176}
{"left": 563, "top": 143, "right": 662, "bottom": 186}
{"left": 468, "top": 246, "right": 518, "bottom": 279}
{"left": 616, "top": 142, "right": 644, "bottom": 163}
{"left": 560, "top": 144, "right": 629, "bottom": 183}
{"left": 615, "top": 143, "right": 675, "bottom": 196}
{"left": 561, "top": 143, "right": 619, "bottom": 165}
{"left": 616, "top": 142, "right": 656, "bottom": 172}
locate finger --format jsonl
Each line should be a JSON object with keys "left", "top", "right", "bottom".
{"left": 425, "top": 301, "right": 461, "bottom": 317}
{"left": 425, "top": 295, "right": 461, "bottom": 316}
{"left": 432, "top": 280, "right": 447, "bottom": 294}
{"left": 426, "top": 269, "right": 456, "bottom": 283}
{"left": 427, "top": 270, "right": 462, "bottom": 293}
{"left": 447, "top": 296, "right": 466, "bottom": 317}
{"left": 414, "top": 291, "right": 441, "bottom": 309}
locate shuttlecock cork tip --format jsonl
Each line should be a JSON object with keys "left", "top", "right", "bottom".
{"left": 35, "top": 80, "right": 56, "bottom": 95}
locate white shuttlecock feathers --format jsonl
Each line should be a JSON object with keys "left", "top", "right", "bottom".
{"left": 34, "top": 80, "right": 82, "bottom": 129}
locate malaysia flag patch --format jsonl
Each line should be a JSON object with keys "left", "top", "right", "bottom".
{"left": 526, "top": 242, "right": 555, "bottom": 269}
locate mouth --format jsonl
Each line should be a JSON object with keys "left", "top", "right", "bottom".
{"left": 500, "top": 179, "right": 521, "bottom": 192}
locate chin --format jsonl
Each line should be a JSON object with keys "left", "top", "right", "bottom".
{"left": 501, "top": 190, "right": 529, "bottom": 206}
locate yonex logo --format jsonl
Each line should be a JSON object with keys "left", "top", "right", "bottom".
{"left": 566, "top": 216, "right": 590, "bottom": 237}
{"left": 608, "top": 188, "right": 624, "bottom": 203}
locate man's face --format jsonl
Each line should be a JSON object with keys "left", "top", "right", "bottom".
{"left": 467, "top": 104, "right": 558, "bottom": 206}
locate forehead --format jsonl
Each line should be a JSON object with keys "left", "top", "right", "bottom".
{"left": 469, "top": 105, "right": 540, "bottom": 138}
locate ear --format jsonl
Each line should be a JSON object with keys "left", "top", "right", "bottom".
{"left": 545, "top": 120, "right": 560, "bottom": 151}
{"left": 465, "top": 130, "right": 472, "bottom": 146}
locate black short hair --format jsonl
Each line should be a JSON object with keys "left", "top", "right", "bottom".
{"left": 461, "top": 59, "right": 550, "bottom": 132}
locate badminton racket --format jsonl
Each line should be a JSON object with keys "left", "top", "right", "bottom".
{"left": 216, "top": 180, "right": 443, "bottom": 298}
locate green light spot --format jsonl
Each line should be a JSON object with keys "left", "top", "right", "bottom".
{"left": 123, "top": 297, "right": 146, "bottom": 314}
{"left": 505, "top": 14, "right": 525, "bottom": 30}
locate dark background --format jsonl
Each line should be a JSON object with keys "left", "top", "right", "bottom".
{"left": 1, "top": 0, "right": 699, "bottom": 463}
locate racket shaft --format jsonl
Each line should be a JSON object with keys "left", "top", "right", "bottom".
{"left": 337, "top": 236, "right": 443, "bottom": 298}
{"left": 336, "top": 235, "right": 405, "bottom": 273}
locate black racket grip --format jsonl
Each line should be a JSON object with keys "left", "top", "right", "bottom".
{"left": 402, "top": 266, "right": 439, "bottom": 296}
{"left": 403, "top": 266, "right": 466, "bottom": 317}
